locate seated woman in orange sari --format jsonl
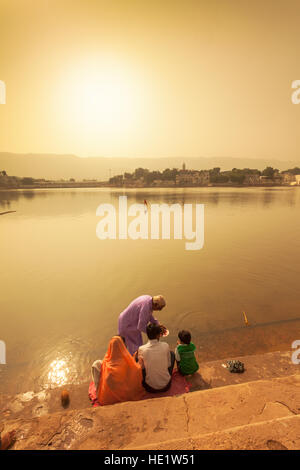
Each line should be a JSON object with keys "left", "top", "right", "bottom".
{"left": 91, "top": 336, "right": 145, "bottom": 406}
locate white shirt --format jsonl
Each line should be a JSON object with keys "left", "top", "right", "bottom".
{"left": 91, "top": 359, "right": 103, "bottom": 392}
{"left": 138, "top": 339, "right": 171, "bottom": 390}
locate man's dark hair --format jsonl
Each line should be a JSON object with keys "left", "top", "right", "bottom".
{"left": 146, "top": 322, "right": 161, "bottom": 340}
{"left": 178, "top": 330, "right": 191, "bottom": 345}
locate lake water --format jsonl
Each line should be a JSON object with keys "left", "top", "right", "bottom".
{"left": 1, "top": 187, "right": 300, "bottom": 394}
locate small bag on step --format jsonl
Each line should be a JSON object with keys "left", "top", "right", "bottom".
{"left": 225, "top": 360, "right": 245, "bottom": 373}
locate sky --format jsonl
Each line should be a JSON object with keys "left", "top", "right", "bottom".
{"left": 0, "top": 0, "right": 300, "bottom": 159}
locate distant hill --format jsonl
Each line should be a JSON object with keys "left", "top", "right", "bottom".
{"left": 0, "top": 152, "right": 299, "bottom": 181}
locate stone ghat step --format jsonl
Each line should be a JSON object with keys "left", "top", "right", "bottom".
{"left": 3, "top": 374, "right": 300, "bottom": 450}
{"left": 130, "top": 415, "right": 300, "bottom": 450}
{"left": 1, "top": 349, "right": 298, "bottom": 425}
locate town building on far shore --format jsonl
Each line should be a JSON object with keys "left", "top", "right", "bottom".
{"left": 281, "top": 172, "right": 296, "bottom": 185}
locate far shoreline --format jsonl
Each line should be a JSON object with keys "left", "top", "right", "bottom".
{"left": 1, "top": 183, "right": 299, "bottom": 191}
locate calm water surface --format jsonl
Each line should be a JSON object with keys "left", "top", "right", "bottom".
{"left": 0, "top": 187, "right": 300, "bottom": 393}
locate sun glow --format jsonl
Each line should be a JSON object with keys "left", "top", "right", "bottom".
{"left": 57, "top": 60, "right": 144, "bottom": 146}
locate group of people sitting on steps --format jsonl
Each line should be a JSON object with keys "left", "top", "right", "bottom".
{"left": 91, "top": 295, "right": 199, "bottom": 406}
{"left": 1, "top": 294, "right": 199, "bottom": 449}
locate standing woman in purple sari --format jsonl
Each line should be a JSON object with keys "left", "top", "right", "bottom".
{"left": 118, "top": 295, "right": 166, "bottom": 355}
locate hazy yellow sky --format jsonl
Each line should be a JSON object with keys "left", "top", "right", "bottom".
{"left": 0, "top": 0, "right": 299, "bottom": 159}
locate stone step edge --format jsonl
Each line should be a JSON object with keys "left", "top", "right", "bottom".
{"left": 3, "top": 373, "right": 299, "bottom": 425}
{"left": 127, "top": 414, "right": 300, "bottom": 450}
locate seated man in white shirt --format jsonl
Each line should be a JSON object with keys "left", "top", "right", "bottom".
{"left": 138, "top": 322, "right": 175, "bottom": 393}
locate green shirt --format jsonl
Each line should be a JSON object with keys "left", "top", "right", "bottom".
{"left": 176, "top": 342, "right": 199, "bottom": 375}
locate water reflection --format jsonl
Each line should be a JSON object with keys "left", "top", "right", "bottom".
{"left": 0, "top": 187, "right": 299, "bottom": 212}
{"left": 47, "top": 359, "right": 70, "bottom": 388}
{"left": 1, "top": 187, "right": 300, "bottom": 394}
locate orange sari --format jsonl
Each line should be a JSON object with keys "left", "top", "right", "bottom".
{"left": 98, "top": 336, "right": 145, "bottom": 406}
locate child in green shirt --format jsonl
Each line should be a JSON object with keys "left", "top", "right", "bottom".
{"left": 175, "top": 330, "right": 199, "bottom": 375}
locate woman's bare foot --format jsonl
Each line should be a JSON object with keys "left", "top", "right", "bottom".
{"left": 0, "top": 430, "right": 16, "bottom": 450}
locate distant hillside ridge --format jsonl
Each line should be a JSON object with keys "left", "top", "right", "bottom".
{"left": 1, "top": 152, "right": 300, "bottom": 180}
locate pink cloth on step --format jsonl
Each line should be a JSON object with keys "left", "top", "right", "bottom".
{"left": 88, "top": 370, "right": 191, "bottom": 407}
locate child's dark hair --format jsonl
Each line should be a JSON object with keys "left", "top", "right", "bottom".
{"left": 146, "top": 322, "right": 161, "bottom": 340}
{"left": 178, "top": 330, "right": 191, "bottom": 345}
